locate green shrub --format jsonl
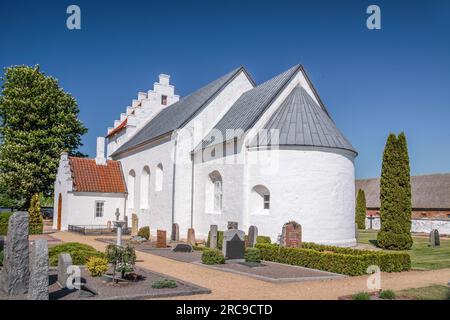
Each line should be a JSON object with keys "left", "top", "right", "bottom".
{"left": 206, "top": 230, "right": 224, "bottom": 250}
{"left": 256, "top": 243, "right": 410, "bottom": 276}
{"left": 192, "top": 245, "right": 208, "bottom": 251}
{"left": 0, "top": 212, "right": 12, "bottom": 235}
{"left": 86, "top": 256, "right": 109, "bottom": 277}
{"left": 137, "top": 226, "right": 150, "bottom": 240}
{"left": 201, "top": 248, "right": 225, "bottom": 265}
{"left": 352, "top": 292, "right": 371, "bottom": 300}
{"left": 245, "top": 247, "right": 261, "bottom": 263}
{"left": 28, "top": 193, "right": 43, "bottom": 235}
{"left": 0, "top": 250, "right": 3, "bottom": 266}
{"left": 48, "top": 242, "right": 105, "bottom": 266}
{"left": 151, "top": 279, "right": 177, "bottom": 289}
{"left": 379, "top": 289, "right": 396, "bottom": 299}
{"left": 256, "top": 236, "right": 271, "bottom": 244}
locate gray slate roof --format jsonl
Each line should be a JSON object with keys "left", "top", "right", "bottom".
{"left": 356, "top": 174, "right": 450, "bottom": 209}
{"left": 201, "top": 64, "right": 301, "bottom": 149}
{"left": 112, "top": 67, "right": 247, "bottom": 156}
{"left": 249, "top": 86, "right": 356, "bottom": 153}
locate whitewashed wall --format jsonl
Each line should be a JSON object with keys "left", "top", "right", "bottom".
{"left": 365, "top": 217, "right": 450, "bottom": 235}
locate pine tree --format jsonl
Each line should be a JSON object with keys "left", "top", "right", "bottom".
{"left": 355, "top": 189, "right": 367, "bottom": 229}
{"left": 0, "top": 65, "right": 87, "bottom": 209}
{"left": 377, "top": 133, "right": 413, "bottom": 250}
{"left": 28, "top": 193, "right": 43, "bottom": 234}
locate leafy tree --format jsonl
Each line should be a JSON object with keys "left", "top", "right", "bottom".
{"left": 377, "top": 133, "right": 413, "bottom": 250}
{"left": 355, "top": 189, "right": 367, "bottom": 229}
{"left": 28, "top": 193, "right": 43, "bottom": 234}
{"left": 0, "top": 65, "right": 87, "bottom": 209}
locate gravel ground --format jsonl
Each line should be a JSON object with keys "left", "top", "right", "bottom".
{"left": 52, "top": 232, "right": 450, "bottom": 300}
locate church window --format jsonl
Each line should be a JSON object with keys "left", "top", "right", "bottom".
{"left": 161, "top": 95, "right": 168, "bottom": 105}
{"left": 206, "top": 170, "right": 222, "bottom": 213}
{"left": 155, "top": 163, "right": 163, "bottom": 191}
{"left": 140, "top": 166, "right": 150, "bottom": 209}
{"left": 128, "top": 170, "right": 136, "bottom": 209}
{"left": 250, "top": 185, "right": 270, "bottom": 214}
{"left": 95, "top": 201, "right": 104, "bottom": 218}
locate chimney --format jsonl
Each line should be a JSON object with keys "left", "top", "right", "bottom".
{"left": 95, "top": 137, "right": 106, "bottom": 165}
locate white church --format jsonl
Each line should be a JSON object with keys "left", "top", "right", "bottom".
{"left": 53, "top": 64, "right": 358, "bottom": 247}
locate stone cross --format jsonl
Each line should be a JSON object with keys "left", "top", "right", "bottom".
{"left": 113, "top": 220, "right": 126, "bottom": 246}
{"left": 187, "top": 228, "right": 196, "bottom": 245}
{"left": 57, "top": 253, "right": 73, "bottom": 288}
{"left": 171, "top": 223, "right": 180, "bottom": 242}
{"left": 247, "top": 225, "right": 258, "bottom": 247}
{"left": 209, "top": 225, "right": 218, "bottom": 249}
{"left": 28, "top": 239, "right": 49, "bottom": 300}
{"left": 1, "top": 211, "right": 30, "bottom": 295}
{"left": 115, "top": 208, "right": 120, "bottom": 220}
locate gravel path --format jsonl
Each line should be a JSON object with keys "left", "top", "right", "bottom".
{"left": 52, "top": 231, "right": 450, "bottom": 300}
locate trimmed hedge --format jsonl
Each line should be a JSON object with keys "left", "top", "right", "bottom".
{"left": 49, "top": 242, "right": 105, "bottom": 266}
{"left": 256, "top": 243, "right": 411, "bottom": 276}
{"left": 256, "top": 236, "right": 271, "bottom": 244}
{"left": 201, "top": 248, "right": 225, "bottom": 265}
{"left": 245, "top": 248, "right": 261, "bottom": 263}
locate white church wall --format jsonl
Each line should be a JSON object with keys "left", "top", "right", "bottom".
{"left": 53, "top": 153, "right": 72, "bottom": 231}
{"left": 246, "top": 147, "right": 357, "bottom": 247}
{"left": 113, "top": 135, "right": 175, "bottom": 234}
{"left": 365, "top": 217, "right": 450, "bottom": 235}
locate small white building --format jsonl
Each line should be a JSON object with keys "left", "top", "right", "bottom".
{"left": 54, "top": 64, "right": 358, "bottom": 246}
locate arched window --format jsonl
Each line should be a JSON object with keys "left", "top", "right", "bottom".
{"left": 250, "top": 185, "right": 270, "bottom": 214}
{"left": 128, "top": 170, "right": 136, "bottom": 209}
{"left": 140, "top": 166, "right": 150, "bottom": 209}
{"left": 206, "top": 170, "right": 222, "bottom": 213}
{"left": 155, "top": 163, "right": 163, "bottom": 191}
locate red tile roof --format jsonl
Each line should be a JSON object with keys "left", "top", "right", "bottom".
{"left": 69, "top": 157, "right": 127, "bottom": 193}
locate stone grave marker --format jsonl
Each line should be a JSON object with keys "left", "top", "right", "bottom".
{"left": 281, "top": 222, "right": 302, "bottom": 248}
{"left": 225, "top": 234, "right": 245, "bottom": 259}
{"left": 222, "top": 229, "right": 245, "bottom": 259}
{"left": 172, "top": 243, "right": 193, "bottom": 253}
{"left": 171, "top": 223, "right": 180, "bottom": 242}
{"left": 57, "top": 253, "right": 73, "bottom": 288}
{"left": 156, "top": 230, "right": 167, "bottom": 248}
{"left": 28, "top": 239, "right": 49, "bottom": 300}
{"left": 429, "top": 229, "right": 440, "bottom": 247}
{"left": 227, "top": 221, "right": 238, "bottom": 230}
{"left": 1, "top": 211, "right": 30, "bottom": 295}
{"left": 131, "top": 213, "right": 139, "bottom": 236}
{"left": 209, "top": 225, "right": 218, "bottom": 249}
{"left": 187, "top": 228, "right": 196, "bottom": 245}
{"left": 247, "top": 225, "right": 258, "bottom": 247}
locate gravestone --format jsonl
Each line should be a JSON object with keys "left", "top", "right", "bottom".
{"left": 171, "top": 223, "right": 180, "bottom": 242}
{"left": 429, "top": 229, "right": 440, "bottom": 247}
{"left": 131, "top": 214, "right": 139, "bottom": 236}
{"left": 247, "top": 225, "right": 258, "bottom": 247}
{"left": 57, "top": 253, "right": 73, "bottom": 288}
{"left": 1, "top": 211, "right": 30, "bottom": 295}
{"left": 222, "top": 229, "right": 245, "bottom": 259}
{"left": 187, "top": 228, "right": 196, "bottom": 245}
{"left": 28, "top": 239, "right": 49, "bottom": 300}
{"left": 227, "top": 221, "right": 238, "bottom": 230}
{"left": 225, "top": 234, "right": 245, "bottom": 259}
{"left": 106, "top": 220, "right": 112, "bottom": 230}
{"left": 156, "top": 230, "right": 167, "bottom": 248}
{"left": 172, "top": 243, "right": 193, "bottom": 253}
{"left": 281, "top": 222, "right": 302, "bottom": 248}
{"left": 209, "top": 225, "right": 218, "bottom": 249}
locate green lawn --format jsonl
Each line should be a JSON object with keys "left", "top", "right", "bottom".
{"left": 396, "top": 285, "right": 450, "bottom": 300}
{"left": 358, "top": 230, "right": 450, "bottom": 270}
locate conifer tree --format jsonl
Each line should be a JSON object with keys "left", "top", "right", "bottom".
{"left": 355, "top": 189, "right": 367, "bottom": 229}
{"left": 28, "top": 193, "right": 43, "bottom": 234}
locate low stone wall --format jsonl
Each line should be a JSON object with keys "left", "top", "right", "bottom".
{"left": 365, "top": 217, "right": 450, "bottom": 235}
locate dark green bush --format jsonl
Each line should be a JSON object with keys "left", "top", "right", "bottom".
{"left": 28, "top": 194, "right": 43, "bottom": 235}
{"left": 206, "top": 230, "right": 224, "bottom": 250}
{"left": 352, "top": 292, "right": 371, "bottom": 300}
{"left": 0, "top": 212, "right": 12, "bottom": 235}
{"left": 256, "top": 243, "right": 410, "bottom": 276}
{"left": 151, "top": 279, "right": 177, "bottom": 289}
{"left": 48, "top": 242, "right": 105, "bottom": 266}
{"left": 201, "top": 248, "right": 225, "bottom": 265}
{"left": 137, "top": 226, "right": 150, "bottom": 240}
{"left": 245, "top": 248, "right": 261, "bottom": 263}
{"left": 379, "top": 289, "right": 396, "bottom": 299}
{"left": 256, "top": 236, "right": 271, "bottom": 244}
{"left": 0, "top": 250, "right": 3, "bottom": 266}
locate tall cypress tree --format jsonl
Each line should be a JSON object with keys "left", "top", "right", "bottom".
{"left": 355, "top": 189, "right": 367, "bottom": 229}
{"left": 377, "top": 133, "right": 413, "bottom": 250}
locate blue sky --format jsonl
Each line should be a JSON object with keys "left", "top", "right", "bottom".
{"left": 1, "top": 0, "right": 449, "bottom": 179}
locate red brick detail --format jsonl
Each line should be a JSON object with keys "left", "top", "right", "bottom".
{"left": 106, "top": 118, "right": 127, "bottom": 138}
{"left": 69, "top": 157, "right": 127, "bottom": 193}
